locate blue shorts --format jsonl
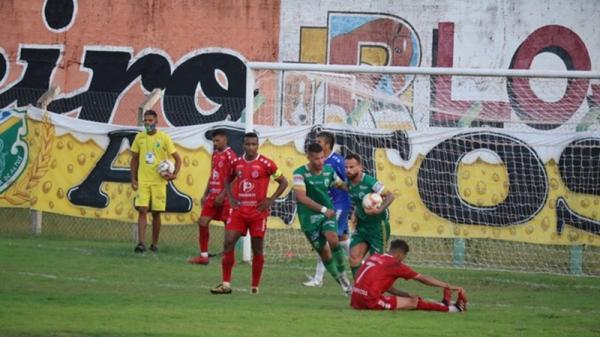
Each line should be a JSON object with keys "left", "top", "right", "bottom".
{"left": 335, "top": 207, "right": 351, "bottom": 237}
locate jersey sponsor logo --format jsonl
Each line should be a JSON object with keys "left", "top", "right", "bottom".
{"left": 241, "top": 180, "right": 255, "bottom": 193}
{"left": 309, "top": 214, "right": 323, "bottom": 223}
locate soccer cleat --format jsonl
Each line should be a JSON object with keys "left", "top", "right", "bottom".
{"left": 251, "top": 287, "right": 259, "bottom": 295}
{"left": 442, "top": 287, "right": 452, "bottom": 306}
{"left": 187, "top": 256, "right": 210, "bottom": 265}
{"left": 134, "top": 243, "right": 146, "bottom": 253}
{"left": 455, "top": 290, "right": 468, "bottom": 312}
{"left": 337, "top": 273, "right": 352, "bottom": 296}
{"left": 302, "top": 275, "right": 323, "bottom": 287}
{"left": 149, "top": 244, "right": 158, "bottom": 253}
{"left": 210, "top": 284, "right": 232, "bottom": 295}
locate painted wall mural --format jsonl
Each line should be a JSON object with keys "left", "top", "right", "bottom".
{"left": 0, "top": 0, "right": 598, "bottom": 245}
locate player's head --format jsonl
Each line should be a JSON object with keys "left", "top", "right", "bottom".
{"left": 388, "top": 239, "right": 410, "bottom": 261}
{"left": 211, "top": 129, "right": 228, "bottom": 151}
{"left": 306, "top": 143, "right": 325, "bottom": 171}
{"left": 243, "top": 132, "right": 259, "bottom": 157}
{"left": 344, "top": 153, "right": 362, "bottom": 180}
{"left": 316, "top": 131, "right": 335, "bottom": 153}
{"left": 143, "top": 110, "right": 158, "bottom": 133}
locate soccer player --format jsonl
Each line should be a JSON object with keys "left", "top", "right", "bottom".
{"left": 130, "top": 109, "right": 181, "bottom": 253}
{"left": 188, "top": 129, "right": 237, "bottom": 265}
{"left": 345, "top": 153, "right": 394, "bottom": 278}
{"left": 304, "top": 131, "right": 352, "bottom": 287}
{"left": 351, "top": 239, "right": 467, "bottom": 312}
{"left": 293, "top": 143, "right": 351, "bottom": 295}
{"left": 210, "top": 132, "right": 288, "bottom": 295}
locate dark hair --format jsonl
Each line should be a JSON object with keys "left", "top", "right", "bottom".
{"left": 244, "top": 132, "right": 259, "bottom": 140}
{"left": 211, "top": 129, "right": 227, "bottom": 138}
{"left": 389, "top": 239, "right": 410, "bottom": 254}
{"left": 143, "top": 109, "right": 158, "bottom": 118}
{"left": 307, "top": 143, "right": 323, "bottom": 154}
{"left": 345, "top": 153, "right": 362, "bottom": 164}
{"left": 317, "top": 131, "right": 335, "bottom": 149}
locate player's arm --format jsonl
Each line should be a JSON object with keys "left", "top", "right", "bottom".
{"left": 257, "top": 170, "right": 288, "bottom": 212}
{"left": 293, "top": 174, "right": 335, "bottom": 218}
{"left": 224, "top": 171, "right": 239, "bottom": 208}
{"left": 167, "top": 151, "right": 181, "bottom": 180}
{"left": 130, "top": 151, "right": 139, "bottom": 191}
{"left": 387, "top": 286, "right": 415, "bottom": 298}
{"left": 413, "top": 274, "right": 464, "bottom": 293}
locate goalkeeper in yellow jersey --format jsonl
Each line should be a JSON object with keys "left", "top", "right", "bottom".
{"left": 130, "top": 110, "right": 181, "bottom": 253}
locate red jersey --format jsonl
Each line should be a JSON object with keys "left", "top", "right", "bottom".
{"left": 230, "top": 154, "right": 280, "bottom": 208}
{"left": 207, "top": 147, "right": 237, "bottom": 198}
{"left": 353, "top": 253, "right": 419, "bottom": 298}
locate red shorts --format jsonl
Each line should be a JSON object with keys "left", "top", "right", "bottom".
{"left": 351, "top": 292, "right": 398, "bottom": 310}
{"left": 200, "top": 197, "right": 230, "bottom": 222}
{"left": 225, "top": 207, "right": 268, "bottom": 238}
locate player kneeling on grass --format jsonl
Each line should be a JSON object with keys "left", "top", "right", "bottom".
{"left": 293, "top": 143, "right": 351, "bottom": 295}
{"left": 351, "top": 239, "right": 467, "bottom": 312}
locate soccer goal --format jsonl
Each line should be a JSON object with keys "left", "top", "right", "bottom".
{"left": 244, "top": 61, "right": 600, "bottom": 276}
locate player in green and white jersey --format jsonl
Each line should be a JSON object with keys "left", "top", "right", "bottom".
{"left": 345, "top": 153, "right": 395, "bottom": 279}
{"left": 293, "top": 143, "right": 351, "bottom": 295}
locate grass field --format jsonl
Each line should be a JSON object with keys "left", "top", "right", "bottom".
{"left": 1, "top": 236, "right": 599, "bottom": 337}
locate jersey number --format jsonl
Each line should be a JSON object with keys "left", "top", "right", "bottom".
{"left": 355, "top": 261, "right": 377, "bottom": 284}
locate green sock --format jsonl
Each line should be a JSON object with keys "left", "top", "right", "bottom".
{"left": 351, "top": 265, "right": 361, "bottom": 279}
{"left": 322, "top": 257, "right": 340, "bottom": 280}
{"left": 332, "top": 245, "right": 347, "bottom": 273}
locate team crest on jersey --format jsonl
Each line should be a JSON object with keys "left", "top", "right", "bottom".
{"left": 242, "top": 180, "right": 255, "bottom": 192}
{"left": 0, "top": 109, "right": 28, "bottom": 194}
{"left": 218, "top": 161, "right": 224, "bottom": 168}
{"left": 251, "top": 170, "right": 259, "bottom": 178}
{"left": 212, "top": 170, "right": 219, "bottom": 180}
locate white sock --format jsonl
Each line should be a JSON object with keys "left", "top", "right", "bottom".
{"left": 339, "top": 239, "right": 350, "bottom": 256}
{"left": 200, "top": 252, "right": 208, "bottom": 258}
{"left": 314, "top": 257, "right": 325, "bottom": 282}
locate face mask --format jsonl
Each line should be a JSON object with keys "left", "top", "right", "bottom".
{"left": 144, "top": 123, "right": 156, "bottom": 133}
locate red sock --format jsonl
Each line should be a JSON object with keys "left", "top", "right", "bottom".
{"left": 417, "top": 298, "right": 449, "bottom": 312}
{"left": 251, "top": 254, "right": 265, "bottom": 288}
{"left": 222, "top": 251, "right": 235, "bottom": 283}
{"left": 199, "top": 226, "right": 209, "bottom": 253}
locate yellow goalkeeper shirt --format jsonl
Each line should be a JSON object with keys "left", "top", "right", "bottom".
{"left": 130, "top": 130, "right": 176, "bottom": 185}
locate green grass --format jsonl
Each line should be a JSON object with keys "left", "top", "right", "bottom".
{"left": 1, "top": 236, "right": 599, "bottom": 337}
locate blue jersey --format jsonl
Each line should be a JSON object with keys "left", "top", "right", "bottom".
{"left": 325, "top": 151, "right": 351, "bottom": 210}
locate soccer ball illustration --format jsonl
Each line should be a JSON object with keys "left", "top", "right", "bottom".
{"left": 362, "top": 193, "right": 383, "bottom": 209}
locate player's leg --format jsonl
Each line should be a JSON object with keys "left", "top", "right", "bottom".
{"left": 249, "top": 216, "right": 267, "bottom": 294}
{"left": 211, "top": 211, "right": 244, "bottom": 294}
{"left": 150, "top": 211, "right": 161, "bottom": 252}
{"left": 349, "top": 232, "right": 369, "bottom": 278}
{"left": 337, "top": 208, "right": 351, "bottom": 257}
{"left": 187, "top": 214, "right": 212, "bottom": 264}
{"left": 149, "top": 184, "right": 167, "bottom": 252}
{"left": 133, "top": 184, "right": 151, "bottom": 252}
{"left": 303, "top": 257, "right": 325, "bottom": 287}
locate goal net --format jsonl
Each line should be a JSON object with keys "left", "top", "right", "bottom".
{"left": 246, "top": 63, "right": 600, "bottom": 275}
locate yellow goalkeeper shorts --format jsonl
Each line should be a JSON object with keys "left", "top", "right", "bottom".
{"left": 134, "top": 183, "right": 167, "bottom": 212}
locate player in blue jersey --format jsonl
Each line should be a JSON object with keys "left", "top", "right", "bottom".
{"left": 303, "top": 131, "right": 353, "bottom": 287}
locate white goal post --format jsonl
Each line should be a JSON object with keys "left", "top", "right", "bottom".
{"left": 241, "top": 61, "right": 600, "bottom": 275}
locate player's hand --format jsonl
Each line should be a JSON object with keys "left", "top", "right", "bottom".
{"left": 257, "top": 197, "right": 273, "bottom": 212}
{"left": 229, "top": 197, "right": 240, "bottom": 209}
{"left": 364, "top": 206, "right": 381, "bottom": 215}
{"left": 161, "top": 171, "right": 177, "bottom": 180}
{"left": 214, "top": 194, "right": 224, "bottom": 207}
{"left": 131, "top": 180, "right": 138, "bottom": 191}
{"left": 324, "top": 208, "right": 335, "bottom": 218}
